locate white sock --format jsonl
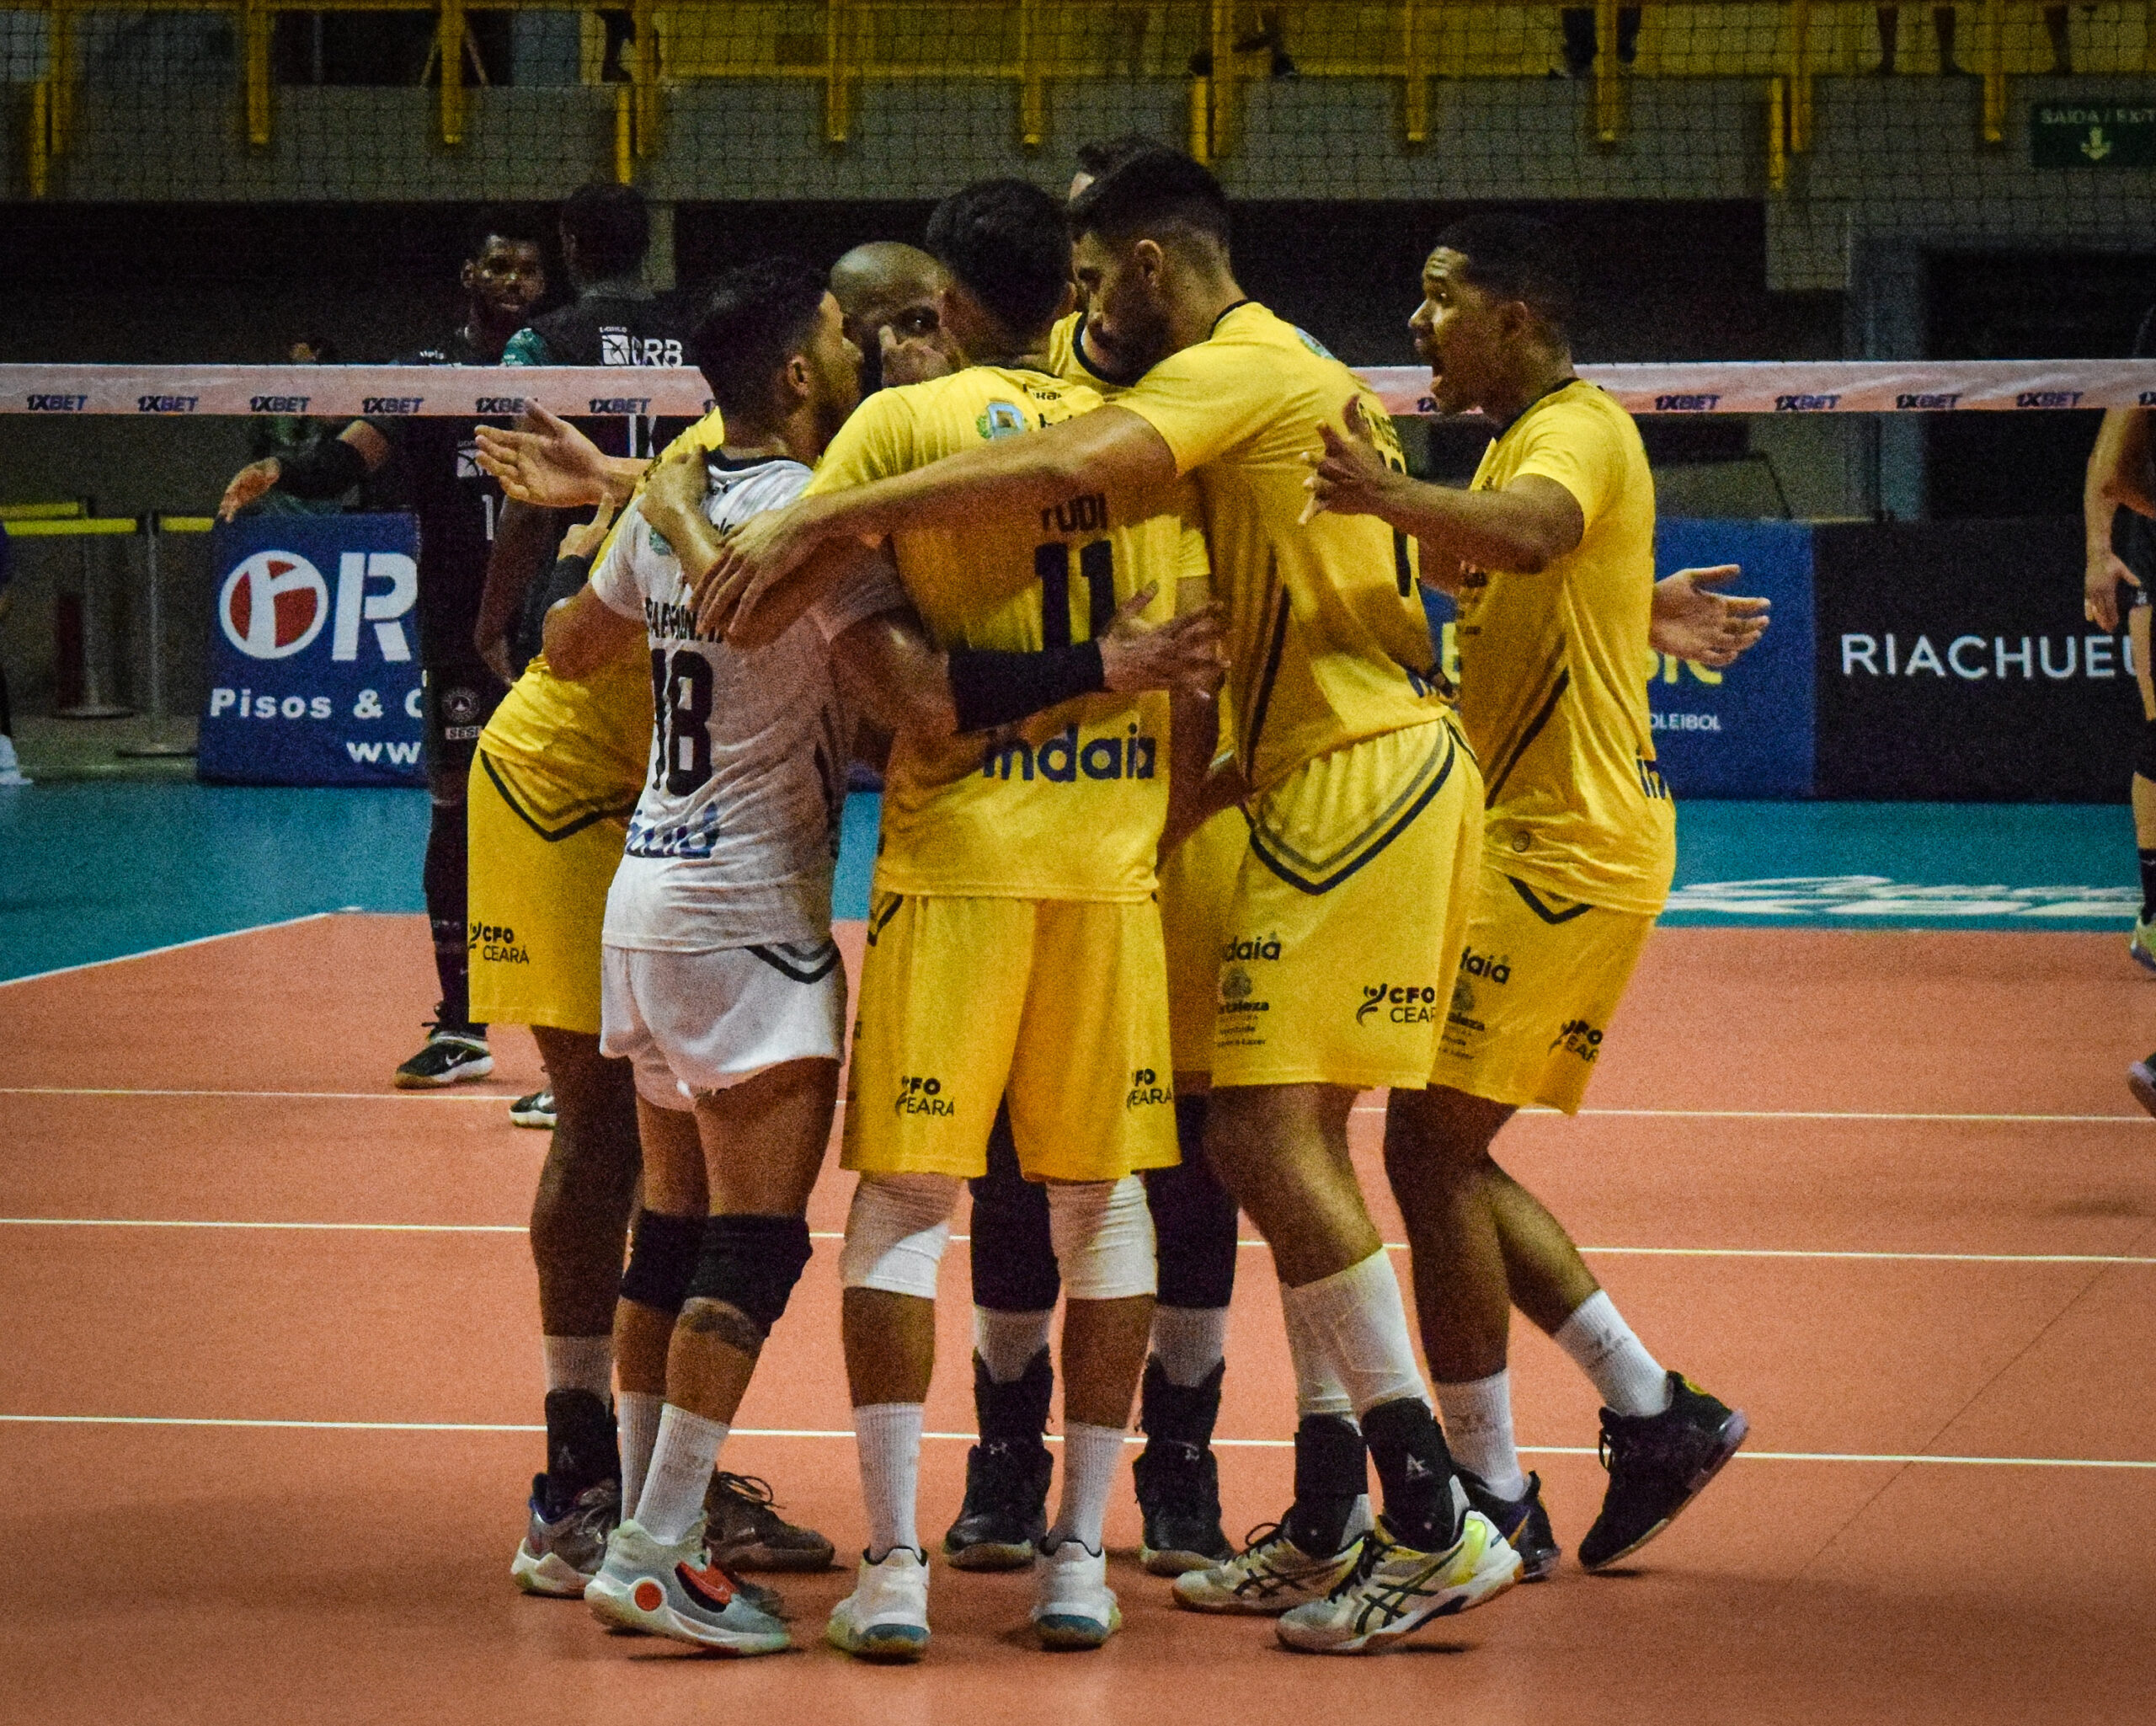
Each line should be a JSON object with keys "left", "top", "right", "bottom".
{"left": 542, "top": 1334, "right": 614, "bottom": 1402}
{"left": 855, "top": 1403, "right": 925, "bottom": 1559}
{"left": 1150, "top": 1305, "right": 1228, "bottom": 1388}
{"left": 974, "top": 1307, "right": 1054, "bottom": 1383}
{"left": 1554, "top": 1290, "right": 1671, "bottom": 1418}
{"left": 1280, "top": 1249, "right": 1427, "bottom": 1419}
{"left": 635, "top": 1403, "right": 729, "bottom": 1546}
{"left": 617, "top": 1391, "right": 663, "bottom": 1516}
{"left": 1049, "top": 1420, "right": 1127, "bottom": 1553}
{"left": 1435, "top": 1371, "right": 1527, "bottom": 1500}
{"left": 1279, "top": 1281, "right": 1353, "bottom": 1419}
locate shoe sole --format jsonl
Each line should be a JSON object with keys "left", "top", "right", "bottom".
{"left": 1580, "top": 1409, "right": 1750, "bottom": 1574}
{"left": 1140, "top": 1542, "right": 1232, "bottom": 1577}
{"left": 510, "top": 1545, "right": 593, "bottom": 1598}
{"left": 942, "top": 1538, "right": 1037, "bottom": 1571}
{"left": 508, "top": 1111, "right": 555, "bottom": 1129}
{"left": 1277, "top": 1533, "right": 1523, "bottom": 1654}
{"left": 2132, "top": 1066, "right": 2156, "bottom": 1121}
{"left": 826, "top": 1619, "right": 930, "bottom": 1661}
{"left": 709, "top": 1538, "right": 836, "bottom": 1574}
{"left": 1033, "top": 1604, "right": 1122, "bottom": 1650}
{"left": 584, "top": 1573, "right": 790, "bottom": 1654}
{"left": 392, "top": 1055, "right": 495, "bottom": 1090}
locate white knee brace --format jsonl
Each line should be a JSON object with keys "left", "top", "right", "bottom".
{"left": 1047, "top": 1174, "right": 1156, "bottom": 1301}
{"left": 839, "top": 1173, "right": 963, "bottom": 1298}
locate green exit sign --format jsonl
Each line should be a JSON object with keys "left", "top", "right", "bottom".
{"left": 2032, "top": 103, "right": 2156, "bottom": 167}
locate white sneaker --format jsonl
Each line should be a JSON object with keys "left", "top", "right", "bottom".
{"left": 0, "top": 736, "right": 25, "bottom": 785}
{"left": 1172, "top": 1494, "right": 1374, "bottom": 1614}
{"left": 1031, "top": 1536, "right": 1120, "bottom": 1649}
{"left": 583, "top": 1517, "right": 790, "bottom": 1654}
{"left": 2132, "top": 916, "right": 2156, "bottom": 974}
{"left": 826, "top": 1547, "right": 931, "bottom": 1661}
{"left": 1275, "top": 1508, "right": 1521, "bottom": 1654}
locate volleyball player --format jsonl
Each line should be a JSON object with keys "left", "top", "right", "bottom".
{"left": 699, "top": 148, "right": 1521, "bottom": 1655}
{"left": 215, "top": 213, "right": 548, "bottom": 1090}
{"left": 1301, "top": 215, "right": 1750, "bottom": 1577}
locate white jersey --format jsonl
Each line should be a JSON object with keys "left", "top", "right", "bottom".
{"left": 591, "top": 453, "right": 900, "bottom": 952}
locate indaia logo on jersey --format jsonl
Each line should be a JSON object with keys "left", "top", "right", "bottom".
{"left": 976, "top": 401, "right": 1028, "bottom": 440}
{"left": 981, "top": 722, "right": 1155, "bottom": 783}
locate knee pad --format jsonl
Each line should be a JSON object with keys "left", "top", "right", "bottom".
{"left": 1145, "top": 1140, "right": 1240, "bottom": 1312}
{"left": 839, "top": 1173, "right": 962, "bottom": 1298}
{"left": 618, "top": 1209, "right": 702, "bottom": 1314}
{"left": 2137, "top": 715, "right": 2156, "bottom": 784}
{"left": 1048, "top": 1175, "right": 1156, "bottom": 1301}
{"left": 683, "top": 1213, "right": 813, "bottom": 1342}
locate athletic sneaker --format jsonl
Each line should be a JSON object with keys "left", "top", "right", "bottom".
{"left": 1578, "top": 1371, "right": 1748, "bottom": 1572}
{"left": 1172, "top": 1498, "right": 1374, "bottom": 1614}
{"left": 584, "top": 1516, "right": 790, "bottom": 1654}
{"left": 942, "top": 1438, "right": 1052, "bottom": 1569}
{"left": 510, "top": 1474, "right": 618, "bottom": 1596}
{"left": 2130, "top": 1054, "right": 2156, "bottom": 1119}
{"left": 1275, "top": 1507, "right": 1520, "bottom": 1654}
{"left": 1031, "top": 1538, "right": 1121, "bottom": 1649}
{"left": 1461, "top": 1471, "right": 1560, "bottom": 1581}
{"left": 825, "top": 1547, "right": 931, "bottom": 1661}
{"left": 393, "top": 1020, "right": 493, "bottom": 1088}
{"left": 704, "top": 1471, "right": 835, "bottom": 1572}
{"left": 509, "top": 1089, "right": 556, "bottom": 1129}
{"left": 2131, "top": 917, "right": 2156, "bottom": 973}
{"left": 1134, "top": 1439, "right": 1233, "bottom": 1574}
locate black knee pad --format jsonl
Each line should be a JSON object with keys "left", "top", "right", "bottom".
{"left": 966, "top": 1101, "right": 1060, "bottom": 1312}
{"left": 618, "top": 1209, "right": 702, "bottom": 1314}
{"left": 684, "top": 1213, "right": 814, "bottom": 1340}
{"left": 2137, "top": 715, "right": 2156, "bottom": 784}
{"left": 1147, "top": 1098, "right": 1239, "bottom": 1310}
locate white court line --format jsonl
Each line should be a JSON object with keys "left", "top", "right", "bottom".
{"left": 0, "top": 911, "right": 351, "bottom": 990}
{"left": 6, "top": 1218, "right": 2151, "bottom": 1265}
{"left": 2, "top": 1413, "right": 2150, "bottom": 1470}
{"left": 4, "top": 1087, "right": 2146, "bottom": 1126}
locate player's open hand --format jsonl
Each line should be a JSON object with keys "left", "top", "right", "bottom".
{"left": 217, "top": 457, "right": 281, "bottom": 521}
{"left": 2086, "top": 548, "right": 2141, "bottom": 633}
{"left": 1300, "top": 397, "right": 1398, "bottom": 526}
{"left": 880, "top": 323, "right": 959, "bottom": 387}
{"left": 1650, "top": 565, "right": 1769, "bottom": 668}
{"left": 1097, "top": 585, "right": 1226, "bottom": 701}
{"left": 474, "top": 403, "right": 612, "bottom": 508}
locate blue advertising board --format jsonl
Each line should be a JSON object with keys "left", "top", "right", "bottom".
{"left": 1418, "top": 517, "right": 1817, "bottom": 799}
{"left": 197, "top": 514, "right": 426, "bottom": 787}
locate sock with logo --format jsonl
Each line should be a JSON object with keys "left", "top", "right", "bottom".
{"left": 422, "top": 795, "right": 483, "bottom": 1035}
{"left": 1554, "top": 1290, "right": 1672, "bottom": 1419}
{"left": 974, "top": 1307, "right": 1054, "bottom": 1384}
{"left": 855, "top": 1402, "right": 926, "bottom": 1560}
{"left": 2139, "top": 845, "right": 2156, "bottom": 924}
{"left": 1360, "top": 1397, "right": 1462, "bottom": 1552}
{"left": 616, "top": 1391, "right": 663, "bottom": 1520}
{"left": 635, "top": 1403, "right": 729, "bottom": 1546}
{"left": 1048, "top": 1420, "right": 1127, "bottom": 1554}
{"left": 1435, "top": 1371, "right": 1528, "bottom": 1501}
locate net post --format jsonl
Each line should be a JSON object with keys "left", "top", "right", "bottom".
{"left": 1593, "top": 0, "right": 1622, "bottom": 142}
{"left": 243, "top": 0, "right": 273, "bottom": 147}
{"left": 612, "top": 82, "right": 632, "bottom": 180}
{"left": 46, "top": 0, "right": 74, "bottom": 165}
{"left": 1402, "top": 0, "right": 1432, "bottom": 147}
{"left": 825, "top": 0, "right": 854, "bottom": 145}
{"left": 29, "top": 77, "right": 50, "bottom": 198}
{"left": 1209, "top": 0, "right": 1238, "bottom": 159}
{"left": 1981, "top": 0, "right": 2007, "bottom": 142}
{"left": 1789, "top": 0, "right": 1812, "bottom": 152}
{"left": 114, "top": 516, "right": 197, "bottom": 760}
{"left": 1018, "top": 0, "right": 1047, "bottom": 151}
{"left": 1187, "top": 71, "right": 1211, "bottom": 163}
{"left": 1767, "top": 74, "right": 1788, "bottom": 191}
{"left": 438, "top": 0, "right": 467, "bottom": 146}
{"left": 56, "top": 521, "right": 135, "bottom": 722}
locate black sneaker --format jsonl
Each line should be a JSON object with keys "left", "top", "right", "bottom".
{"left": 393, "top": 1020, "right": 492, "bottom": 1089}
{"left": 703, "top": 1471, "right": 835, "bottom": 1573}
{"left": 1462, "top": 1470, "right": 1561, "bottom": 1580}
{"left": 943, "top": 1440, "right": 1054, "bottom": 1569}
{"left": 1578, "top": 1371, "right": 1748, "bottom": 1572}
{"left": 510, "top": 1088, "right": 556, "bottom": 1129}
{"left": 1134, "top": 1358, "right": 1233, "bottom": 1574}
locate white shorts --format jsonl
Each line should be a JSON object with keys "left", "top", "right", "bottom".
{"left": 600, "top": 939, "right": 847, "bottom": 1110}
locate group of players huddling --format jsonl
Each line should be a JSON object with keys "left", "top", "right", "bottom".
{"left": 249, "top": 141, "right": 1774, "bottom": 1660}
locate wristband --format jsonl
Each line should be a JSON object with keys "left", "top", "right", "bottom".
{"left": 948, "top": 640, "right": 1106, "bottom": 733}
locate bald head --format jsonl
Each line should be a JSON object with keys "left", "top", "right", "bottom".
{"left": 830, "top": 243, "right": 949, "bottom": 389}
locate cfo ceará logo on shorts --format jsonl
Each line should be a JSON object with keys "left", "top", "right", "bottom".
{"left": 218, "top": 550, "right": 419, "bottom": 662}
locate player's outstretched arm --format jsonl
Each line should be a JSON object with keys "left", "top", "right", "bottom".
{"left": 2084, "top": 408, "right": 2151, "bottom": 631}
{"left": 474, "top": 404, "right": 648, "bottom": 510}
{"left": 702, "top": 407, "right": 1179, "bottom": 643}
{"left": 216, "top": 420, "right": 389, "bottom": 521}
{"left": 1650, "top": 566, "right": 1769, "bottom": 669}
{"left": 1303, "top": 402, "right": 1582, "bottom": 574}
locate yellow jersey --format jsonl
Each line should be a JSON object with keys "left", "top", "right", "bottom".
{"left": 804, "top": 365, "right": 1208, "bottom": 902}
{"left": 478, "top": 409, "right": 727, "bottom": 815}
{"left": 1113, "top": 301, "right": 1448, "bottom": 794}
{"left": 1456, "top": 379, "right": 1674, "bottom": 916}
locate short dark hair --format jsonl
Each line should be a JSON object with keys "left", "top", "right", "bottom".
{"left": 559, "top": 182, "right": 648, "bottom": 279}
{"left": 688, "top": 257, "right": 830, "bottom": 417}
{"left": 1066, "top": 147, "right": 1230, "bottom": 253}
{"left": 465, "top": 206, "right": 546, "bottom": 265}
{"left": 923, "top": 179, "right": 1071, "bottom": 339}
{"left": 1074, "top": 133, "right": 1164, "bottom": 181}
{"left": 294, "top": 333, "right": 338, "bottom": 363}
{"left": 1433, "top": 215, "right": 1575, "bottom": 336}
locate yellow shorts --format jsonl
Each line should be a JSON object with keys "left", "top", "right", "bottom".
{"left": 466, "top": 749, "right": 633, "bottom": 1036}
{"left": 1160, "top": 808, "right": 1246, "bottom": 1081}
{"left": 1213, "top": 717, "right": 1483, "bottom": 1092}
{"left": 1431, "top": 862, "right": 1656, "bottom": 1114}
{"left": 841, "top": 893, "right": 1179, "bottom": 1182}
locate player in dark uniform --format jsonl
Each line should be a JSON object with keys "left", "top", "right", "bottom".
{"left": 216, "top": 213, "right": 548, "bottom": 1089}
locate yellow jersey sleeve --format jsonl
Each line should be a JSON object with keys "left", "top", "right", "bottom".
{"left": 1115, "top": 329, "right": 1286, "bottom": 475}
{"left": 804, "top": 390, "right": 917, "bottom": 496}
{"left": 1501, "top": 394, "right": 1625, "bottom": 536}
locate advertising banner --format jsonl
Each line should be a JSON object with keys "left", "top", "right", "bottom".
{"left": 1812, "top": 520, "right": 2141, "bottom": 801}
{"left": 1419, "top": 517, "right": 1816, "bottom": 799}
{"left": 198, "top": 513, "right": 426, "bottom": 787}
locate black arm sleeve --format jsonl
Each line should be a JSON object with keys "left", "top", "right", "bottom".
{"left": 947, "top": 640, "right": 1106, "bottom": 733}
{"left": 536, "top": 552, "right": 596, "bottom": 622}
{"left": 275, "top": 431, "right": 371, "bottom": 499}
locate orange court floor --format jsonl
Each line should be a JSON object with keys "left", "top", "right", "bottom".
{"left": 1, "top": 915, "right": 2152, "bottom": 1724}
